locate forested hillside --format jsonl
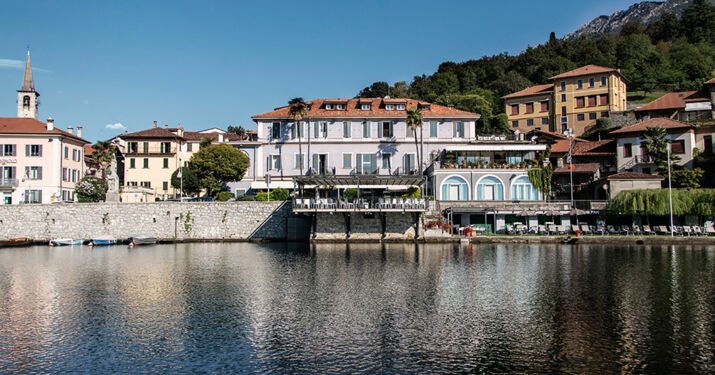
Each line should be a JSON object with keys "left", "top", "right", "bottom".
{"left": 357, "top": 0, "right": 714, "bottom": 133}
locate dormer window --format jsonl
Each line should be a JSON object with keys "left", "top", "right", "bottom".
{"left": 336, "top": 104, "right": 345, "bottom": 110}
{"left": 420, "top": 104, "right": 430, "bottom": 111}
{"left": 361, "top": 104, "right": 371, "bottom": 110}
{"left": 396, "top": 104, "right": 405, "bottom": 110}
{"left": 385, "top": 104, "right": 395, "bottom": 110}
{"left": 325, "top": 104, "right": 333, "bottom": 110}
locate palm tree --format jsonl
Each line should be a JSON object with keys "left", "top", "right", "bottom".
{"left": 288, "top": 98, "right": 308, "bottom": 175}
{"left": 91, "top": 140, "right": 114, "bottom": 179}
{"left": 406, "top": 108, "right": 423, "bottom": 175}
{"left": 643, "top": 126, "right": 680, "bottom": 175}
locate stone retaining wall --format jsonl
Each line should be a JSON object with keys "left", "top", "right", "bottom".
{"left": 313, "top": 212, "right": 422, "bottom": 242}
{"left": 0, "top": 201, "right": 290, "bottom": 241}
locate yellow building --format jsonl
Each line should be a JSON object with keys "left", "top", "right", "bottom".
{"left": 503, "top": 65, "right": 628, "bottom": 136}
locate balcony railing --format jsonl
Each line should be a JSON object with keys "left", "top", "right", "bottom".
{"left": 125, "top": 146, "right": 177, "bottom": 155}
{"left": 293, "top": 197, "right": 429, "bottom": 212}
{"left": 0, "top": 178, "right": 19, "bottom": 187}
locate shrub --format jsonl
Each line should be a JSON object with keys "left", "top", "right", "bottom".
{"left": 401, "top": 187, "right": 421, "bottom": 198}
{"left": 237, "top": 195, "right": 255, "bottom": 201}
{"left": 270, "top": 188, "right": 290, "bottom": 201}
{"left": 216, "top": 191, "right": 235, "bottom": 201}
{"left": 75, "top": 177, "right": 108, "bottom": 202}
{"left": 255, "top": 192, "right": 268, "bottom": 201}
{"left": 343, "top": 188, "right": 358, "bottom": 201}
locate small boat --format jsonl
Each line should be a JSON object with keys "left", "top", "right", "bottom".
{"left": 49, "top": 238, "right": 83, "bottom": 247}
{"left": 88, "top": 236, "right": 118, "bottom": 246}
{"left": 562, "top": 236, "right": 579, "bottom": 244}
{"left": 129, "top": 234, "right": 157, "bottom": 246}
{"left": 0, "top": 238, "right": 32, "bottom": 248}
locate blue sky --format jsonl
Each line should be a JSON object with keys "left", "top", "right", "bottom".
{"left": 0, "top": 0, "right": 638, "bottom": 142}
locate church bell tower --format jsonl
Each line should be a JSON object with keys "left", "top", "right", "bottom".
{"left": 17, "top": 49, "right": 39, "bottom": 119}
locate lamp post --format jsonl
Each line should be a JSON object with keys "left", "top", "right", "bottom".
{"left": 667, "top": 143, "right": 674, "bottom": 237}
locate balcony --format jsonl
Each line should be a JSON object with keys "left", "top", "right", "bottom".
{"left": 125, "top": 145, "right": 177, "bottom": 156}
{"left": 293, "top": 197, "right": 429, "bottom": 213}
{"left": 0, "top": 178, "right": 19, "bottom": 188}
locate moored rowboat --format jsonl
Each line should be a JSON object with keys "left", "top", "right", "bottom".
{"left": 129, "top": 234, "right": 157, "bottom": 246}
{"left": 0, "top": 238, "right": 32, "bottom": 248}
{"left": 88, "top": 236, "right": 118, "bottom": 246}
{"left": 49, "top": 238, "right": 83, "bottom": 247}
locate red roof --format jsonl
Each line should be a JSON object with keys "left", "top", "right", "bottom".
{"left": 0, "top": 117, "right": 89, "bottom": 143}
{"left": 635, "top": 91, "right": 701, "bottom": 112}
{"left": 252, "top": 98, "right": 480, "bottom": 119}
{"left": 550, "top": 64, "right": 620, "bottom": 80}
{"left": 607, "top": 172, "right": 664, "bottom": 180}
{"left": 573, "top": 139, "right": 615, "bottom": 156}
{"left": 550, "top": 138, "right": 586, "bottom": 153}
{"left": 705, "top": 77, "right": 715, "bottom": 84}
{"left": 121, "top": 127, "right": 184, "bottom": 140}
{"left": 610, "top": 118, "right": 693, "bottom": 135}
{"left": 554, "top": 162, "right": 601, "bottom": 174}
{"left": 84, "top": 145, "right": 95, "bottom": 155}
{"left": 501, "top": 84, "right": 553, "bottom": 99}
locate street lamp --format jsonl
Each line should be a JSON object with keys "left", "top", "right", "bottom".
{"left": 667, "top": 143, "right": 674, "bottom": 237}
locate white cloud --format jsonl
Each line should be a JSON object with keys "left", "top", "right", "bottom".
{"left": 0, "top": 58, "right": 51, "bottom": 72}
{"left": 105, "top": 123, "right": 127, "bottom": 130}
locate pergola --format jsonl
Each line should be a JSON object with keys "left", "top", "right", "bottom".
{"left": 293, "top": 175, "right": 425, "bottom": 189}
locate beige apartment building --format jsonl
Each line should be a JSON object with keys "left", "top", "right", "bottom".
{"left": 504, "top": 64, "right": 628, "bottom": 136}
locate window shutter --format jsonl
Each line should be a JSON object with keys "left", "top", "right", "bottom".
{"left": 453, "top": 122, "right": 457, "bottom": 137}
{"left": 38, "top": 190, "right": 42, "bottom": 203}
{"left": 38, "top": 145, "right": 42, "bottom": 157}
{"left": 25, "top": 145, "right": 30, "bottom": 156}
{"left": 313, "top": 154, "right": 319, "bottom": 171}
{"left": 356, "top": 154, "right": 362, "bottom": 173}
{"left": 38, "top": 167, "right": 42, "bottom": 180}
{"left": 25, "top": 166, "right": 29, "bottom": 179}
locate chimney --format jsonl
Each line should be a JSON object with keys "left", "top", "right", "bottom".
{"left": 164, "top": 124, "right": 168, "bottom": 129}
{"left": 77, "top": 125, "right": 83, "bottom": 138}
{"left": 218, "top": 133, "right": 224, "bottom": 143}
{"left": 153, "top": 121, "right": 157, "bottom": 128}
{"left": 47, "top": 117, "right": 54, "bottom": 131}
{"left": 68, "top": 125, "right": 74, "bottom": 135}
{"left": 177, "top": 126, "right": 184, "bottom": 137}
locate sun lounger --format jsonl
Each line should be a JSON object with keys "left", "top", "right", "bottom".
{"left": 642, "top": 225, "right": 653, "bottom": 235}
{"left": 682, "top": 226, "right": 692, "bottom": 236}
{"left": 571, "top": 225, "right": 580, "bottom": 234}
{"left": 620, "top": 225, "right": 630, "bottom": 235}
{"left": 579, "top": 224, "right": 591, "bottom": 235}
{"left": 631, "top": 225, "right": 642, "bottom": 235}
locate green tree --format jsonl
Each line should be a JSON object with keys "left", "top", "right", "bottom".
{"left": 406, "top": 108, "right": 424, "bottom": 174}
{"left": 171, "top": 166, "right": 201, "bottom": 196}
{"left": 680, "top": 0, "right": 715, "bottom": 44}
{"left": 270, "top": 188, "right": 290, "bottom": 201}
{"left": 643, "top": 126, "right": 680, "bottom": 176}
{"left": 357, "top": 81, "right": 389, "bottom": 98}
{"left": 288, "top": 97, "right": 308, "bottom": 175}
{"left": 199, "top": 137, "right": 212, "bottom": 149}
{"left": 671, "top": 167, "right": 704, "bottom": 188}
{"left": 216, "top": 191, "right": 235, "bottom": 201}
{"left": 75, "top": 176, "right": 108, "bottom": 202}
{"left": 91, "top": 140, "right": 114, "bottom": 179}
{"left": 227, "top": 125, "right": 248, "bottom": 140}
{"left": 189, "top": 144, "right": 249, "bottom": 196}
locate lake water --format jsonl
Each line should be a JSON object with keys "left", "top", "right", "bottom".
{"left": 0, "top": 243, "right": 713, "bottom": 373}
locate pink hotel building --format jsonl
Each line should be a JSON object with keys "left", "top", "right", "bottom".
{"left": 0, "top": 51, "right": 89, "bottom": 204}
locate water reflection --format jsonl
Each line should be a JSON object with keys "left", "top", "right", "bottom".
{"left": 0, "top": 243, "right": 712, "bottom": 373}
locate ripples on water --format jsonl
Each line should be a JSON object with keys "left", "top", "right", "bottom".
{"left": 0, "top": 243, "right": 713, "bottom": 373}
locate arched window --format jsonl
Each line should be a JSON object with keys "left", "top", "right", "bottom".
{"left": 440, "top": 176, "right": 469, "bottom": 200}
{"left": 511, "top": 176, "right": 539, "bottom": 201}
{"left": 476, "top": 176, "right": 503, "bottom": 200}
{"left": 22, "top": 95, "right": 30, "bottom": 108}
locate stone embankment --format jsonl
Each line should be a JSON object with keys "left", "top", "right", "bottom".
{"left": 0, "top": 201, "right": 291, "bottom": 241}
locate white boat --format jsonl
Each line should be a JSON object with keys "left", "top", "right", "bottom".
{"left": 49, "top": 238, "right": 83, "bottom": 247}
{"left": 129, "top": 234, "right": 157, "bottom": 246}
{"left": 89, "top": 236, "right": 118, "bottom": 246}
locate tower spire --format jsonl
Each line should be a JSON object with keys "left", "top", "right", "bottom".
{"left": 21, "top": 48, "right": 34, "bottom": 92}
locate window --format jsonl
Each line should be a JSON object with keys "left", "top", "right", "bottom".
{"left": 24, "top": 189, "right": 41, "bottom": 204}
{"left": 561, "top": 106, "right": 566, "bottom": 115}
{"left": 560, "top": 81, "right": 566, "bottom": 91}
{"left": 142, "top": 142, "right": 149, "bottom": 153}
{"left": 362, "top": 121, "right": 371, "bottom": 138}
{"left": 382, "top": 153, "right": 391, "bottom": 169}
{"left": 129, "top": 158, "right": 136, "bottom": 169}
{"left": 235, "top": 189, "right": 247, "bottom": 197}
{"left": 187, "top": 143, "right": 193, "bottom": 152}
{"left": 476, "top": 176, "right": 504, "bottom": 200}
{"left": 267, "top": 155, "right": 281, "bottom": 171}
{"left": 403, "top": 154, "right": 416, "bottom": 172}
{"left": 1, "top": 144, "right": 16, "bottom": 156}
{"left": 540, "top": 101, "right": 549, "bottom": 112}
{"left": 512, "top": 120, "right": 519, "bottom": 128}
{"left": 163, "top": 181, "right": 168, "bottom": 190}
{"left": 510, "top": 104, "right": 519, "bottom": 115}
{"left": 589, "top": 78, "right": 595, "bottom": 87}
{"left": 599, "top": 94, "right": 608, "bottom": 105}
{"left": 294, "top": 154, "right": 304, "bottom": 169}
{"left": 525, "top": 103, "right": 534, "bottom": 114}
{"left": 361, "top": 103, "right": 371, "bottom": 110}
{"left": 704, "top": 135, "right": 713, "bottom": 154}
{"left": 454, "top": 121, "right": 465, "bottom": 137}
{"left": 541, "top": 117, "right": 549, "bottom": 125}
{"left": 271, "top": 122, "right": 280, "bottom": 139}
{"left": 385, "top": 104, "right": 395, "bottom": 110}
{"left": 396, "top": 104, "right": 405, "bottom": 110}
{"left": 601, "top": 111, "right": 609, "bottom": 117}
{"left": 25, "top": 166, "right": 42, "bottom": 180}
{"left": 23, "top": 95, "right": 30, "bottom": 108}
{"left": 64, "top": 146, "right": 69, "bottom": 159}
{"left": 561, "top": 94, "right": 566, "bottom": 102}
{"left": 336, "top": 104, "right": 345, "bottom": 110}
{"left": 406, "top": 124, "right": 415, "bottom": 138}
{"left": 441, "top": 176, "right": 468, "bottom": 201}
{"left": 26, "top": 144, "right": 42, "bottom": 157}
{"left": 342, "top": 122, "right": 351, "bottom": 138}
{"left": 511, "top": 176, "right": 539, "bottom": 200}
{"left": 526, "top": 119, "right": 534, "bottom": 126}
{"left": 314, "top": 122, "right": 327, "bottom": 138}
{"left": 670, "top": 140, "right": 685, "bottom": 154}
{"left": 576, "top": 97, "right": 585, "bottom": 108}
{"left": 325, "top": 104, "right": 333, "bottom": 110}
{"left": 163, "top": 158, "right": 169, "bottom": 168}
{"left": 140, "top": 181, "right": 151, "bottom": 188}
{"left": 128, "top": 142, "right": 138, "bottom": 153}
{"left": 342, "top": 153, "right": 352, "bottom": 169}
{"left": 588, "top": 96, "right": 597, "bottom": 107}
{"left": 160, "top": 142, "right": 172, "bottom": 153}
{"left": 430, "top": 121, "right": 437, "bottom": 138}
{"left": 143, "top": 158, "right": 149, "bottom": 168}
{"left": 62, "top": 168, "right": 68, "bottom": 182}
{"left": 355, "top": 153, "right": 377, "bottom": 174}
{"left": 601, "top": 76, "right": 607, "bottom": 86}
{"left": 73, "top": 149, "right": 80, "bottom": 161}
{"left": 624, "top": 143, "right": 632, "bottom": 157}
{"left": 589, "top": 112, "right": 596, "bottom": 120}
{"left": 381, "top": 121, "right": 393, "bottom": 137}
{"left": 72, "top": 169, "right": 78, "bottom": 182}
{"left": 577, "top": 114, "right": 585, "bottom": 121}
{"left": 577, "top": 79, "right": 583, "bottom": 89}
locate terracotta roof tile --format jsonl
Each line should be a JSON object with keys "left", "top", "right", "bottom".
{"left": 550, "top": 64, "right": 619, "bottom": 80}
{"left": 610, "top": 118, "right": 693, "bottom": 135}
{"left": 573, "top": 139, "right": 615, "bottom": 156}
{"left": 120, "top": 127, "right": 184, "bottom": 139}
{"left": 635, "top": 91, "right": 699, "bottom": 111}
{"left": 705, "top": 77, "right": 715, "bottom": 84}
{"left": 183, "top": 131, "right": 243, "bottom": 142}
{"left": 0, "top": 117, "right": 89, "bottom": 143}
{"left": 607, "top": 171, "right": 664, "bottom": 180}
{"left": 554, "top": 162, "right": 600, "bottom": 174}
{"left": 548, "top": 137, "right": 589, "bottom": 153}
{"left": 252, "top": 98, "right": 480, "bottom": 119}
{"left": 502, "top": 84, "right": 553, "bottom": 99}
